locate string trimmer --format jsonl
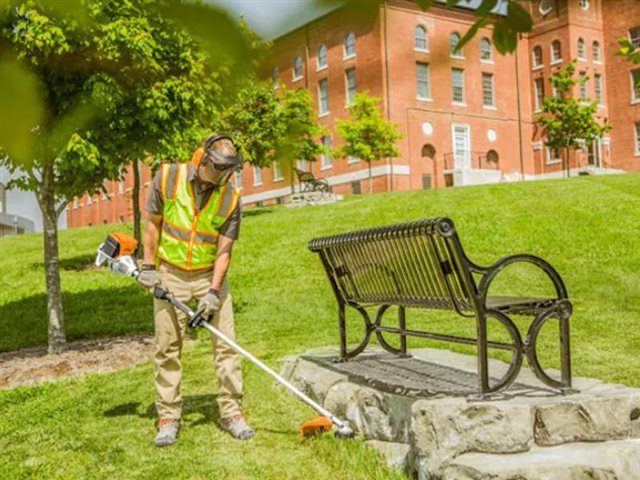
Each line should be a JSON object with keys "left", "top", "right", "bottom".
{"left": 95, "top": 232, "right": 355, "bottom": 439}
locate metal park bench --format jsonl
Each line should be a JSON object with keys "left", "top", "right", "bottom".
{"left": 294, "top": 167, "right": 332, "bottom": 193}
{"left": 308, "top": 218, "right": 573, "bottom": 395}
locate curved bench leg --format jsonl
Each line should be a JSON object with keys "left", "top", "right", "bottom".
{"left": 524, "top": 300, "right": 574, "bottom": 391}
{"left": 337, "top": 304, "right": 375, "bottom": 361}
{"left": 476, "top": 310, "right": 525, "bottom": 395}
{"left": 373, "top": 305, "right": 410, "bottom": 357}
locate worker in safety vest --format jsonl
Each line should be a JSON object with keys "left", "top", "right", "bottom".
{"left": 138, "top": 133, "right": 253, "bottom": 447}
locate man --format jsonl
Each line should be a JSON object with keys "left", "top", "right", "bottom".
{"left": 137, "top": 133, "right": 254, "bottom": 447}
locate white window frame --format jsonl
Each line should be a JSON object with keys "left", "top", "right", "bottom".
{"left": 482, "top": 72, "right": 496, "bottom": 108}
{"left": 253, "top": 166, "right": 263, "bottom": 186}
{"left": 118, "top": 180, "right": 125, "bottom": 195}
{"left": 635, "top": 122, "right": 640, "bottom": 156}
{"left": 451, "top": 68, "right": 465, "bottom": 105}
{"left": 415, "top": 25, "right": 428, "bottom": 52}
{"left": 480, "top": 37, "right": 493, "bottom": 63}
{"left": 551, "top": 40, "right": 562, "bottom": 65}
{"left": 273, "top": 160, "right": 284, "bottom": 182}
{"left": 234, "top": 170, "right": 243, "bottom": 189}
{"left": 449, "top": 32, "right": 464, "bottom": 59}
{"left": 72, "top": 197, "right": 78, "bottom": 209}
{"left": 629, "top": 27, "right": 640, "bottom": 51}
{"left": 579, "top": 0, "right": 589, "bottom": 11}
{"left": 297, "top": 159, "right": 308, "bottom": 171}
{"left": 534, "top": 77, "right": 545, "bottom": 112}
{"left": 416, "top": 62, "right": 431, "bottom": 100}
{"left": 317, "top": 44, "right": 327, "bottom": 71}
{"left": 347, "top": 155, "right": 359, "bottom": 164}
{"left": 631, "top": 69, "right": 640, "bottom": 104}
{"left": 345, "top": 68, "right": 357, "bottom": 107}
{"left": 318, "top": 78, "right": 329, "bottom": 116}
{"left": 580, "top": 71, "right": 589, "bottom": 102}
{"left": 451, "top": 123, "right": 471, "bottom": 170}
{"left": 532, "top": 46, "right": 543, "bottom": 70}
{"left": 594, "top": 73, "right": 604, "bottom": 106}
{"left": 293, "top": 55, "right": 303, "bottom": 82}
{"left": 577, "top": 38, "right": 586, "bottom": 61}
{"left": 344, "top": 32, "right": 356, "bottom": 59}
{"left": 320, "top": 136, "right": 333, "bottom": 170}
{"left": 592, "top": 41, "right": 602, "bottom": 64}
{"left": 546, "top": 146, "right": 562, "bottom": 165}
{"left": 539, "top": 0, "right": 554, "bottom": 16}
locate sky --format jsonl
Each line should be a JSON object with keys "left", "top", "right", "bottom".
{"left": 208, "top": 0, "right": 336, "bottom": 40}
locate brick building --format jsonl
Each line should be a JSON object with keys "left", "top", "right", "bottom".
{"left": 67, "top": 0, "right": 640, "bottom": 226}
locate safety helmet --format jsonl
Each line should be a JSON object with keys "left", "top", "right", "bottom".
{"left": 193, "top": 133, "right": 243, "bottom": 186}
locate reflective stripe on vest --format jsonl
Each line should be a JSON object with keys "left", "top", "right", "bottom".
{"left": 157, "top": 163, "right": 240, "bottom": 270}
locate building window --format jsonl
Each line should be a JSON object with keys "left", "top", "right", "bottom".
{"left": 551, "top": 40, "right": 562, "bottom": 63}
{"left": 480, "top": 37, "right": 493, "bottom": 62}
{"left": 534, "top": 77, "right": 545, "bottom": 111}
{"left": 533, "top": 46, "right": 543, "bottom": 68}
{"left": 579, "top": 0, "right": 589, "bottom": 11}
{"left": 482, "top": 72, "right": 495, "bottom": 107}
{"left": 592, "top": 41, "right": 601, "bottom": 63}
{"left": 293, "top": 56, "right": 303, "bottom": 81}
{"left": 351, "top": 180, "right": 361, "bottom": 194}
{"left": 318, "top": 78, "right": 329, "bottom": 115}
{"left": 234, "top": 170, "right": 243, "bottom": 189}
{"left": 630, "top": 27, "right": 640, "bottom": 51}
{"left": 580, "top": 71, "right": 589, "bottom": 101}
{"left": 0, "top": 183, "right": 6, "bottom": 214}
{"left": 297, "top": 159, "right": 308, "bottom": 171}
{"left": 631, "top": 69, "right": 640, "bottom": 103}
{"left": 253, "top": 166, "right": 263, "bottom": 186}
{"left": 317, "top": 44, "right": 327, "bottom": 70}
{"left": 72, "top": 197, "right": 78, "bottom": 210}
{"left": 118, "top": 180, "right": 124, "bottom": 195}
{"left": 450, "top": 32, "right": 463, "bottom": 58}
{"left": 87, "top": 194, "right": 93, "bottom": 205}
{"left": 415, "top": 25, "right": 428, "bottom": 51}
{"left": 273, "top": 160, "right": 283, "bottom": 181}
{"left": 272, "top": 67, "right": 280, "bottom": 88}
{"left": 451, "top": 68, "right": 465, "bottom": 104}
{"left": 635, "top": 122, "right": 640, "bottom": 155}
{"left": 347, "top": 155, "right": 359, "bottom": 164}
{"left": 345, "top": 68, "right": 357, "bottom": 106}
{"left": 546, "top": 146, "right": 561, "bottom": 164}
{"left": 577, "top": 38, "right": 586, "bottom": 60}
{"left": 416, "top": 62, "right": 431, "bottom": 99}
{"left": 321, "top": 136, "right": 333, "bottom": 169}
{"left": 594, "top": 73, "right": 604, "bottom": 105}
{"left": 344, "top": 32, "right": 356, "bottom": 58}
{"left": 539, "top": 0, "right": 554, "bottom": 16}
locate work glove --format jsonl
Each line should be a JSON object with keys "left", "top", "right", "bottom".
{"left": 137, "top": 264, "right": 161, "bottom": 288}
{"left": 198, "top": 289, "right": 221, "bottom": 317}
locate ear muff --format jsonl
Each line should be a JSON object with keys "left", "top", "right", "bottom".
{"left": 191, "top": 147, "right": 205, "bottom": 166}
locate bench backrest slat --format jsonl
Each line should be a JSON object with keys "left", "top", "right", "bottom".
{"left": 309, "top": 218, "right": 476, "bottom": 313}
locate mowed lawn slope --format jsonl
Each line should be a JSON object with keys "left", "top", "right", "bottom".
{"left": 0, "top": 173, "right": 638, "bottom": 479}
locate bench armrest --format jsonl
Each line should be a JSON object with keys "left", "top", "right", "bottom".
{"left": 474, "top": 254, "right": 568, "bottom": 303}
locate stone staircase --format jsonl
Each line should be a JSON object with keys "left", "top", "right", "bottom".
{"left": 281, "top": 348, "right": 640, "bottom": 479}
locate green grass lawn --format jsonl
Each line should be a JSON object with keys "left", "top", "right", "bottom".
{"left": 1, "top": 173, "right": 639, "bottom": 479}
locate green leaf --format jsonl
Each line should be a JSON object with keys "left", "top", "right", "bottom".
{"left": 506, "top": 1, "right": 533, "bottom": 33}
{"left": 0, "top": 57, "right": 43, "bottom": 166}
{"left": 415, "top": 0, "right": 436, "bottom": 9}
{"left": 492, "top": 18, "right": 518, "bottom": 54}
{"left": 458, "top": 18, "right": 488, "bottom": 51}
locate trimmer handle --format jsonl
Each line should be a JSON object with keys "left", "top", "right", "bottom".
{"left": 152, "top": 285, "right": 211, "bottom": 329}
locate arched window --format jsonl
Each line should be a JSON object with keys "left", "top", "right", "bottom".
{"left": 317, "top": 44, "right": 327, "bottom": 69}
{"left": 450, "top": 32, "right": 463, "bottom": 57}
{"left": 533, "top": 46, "right": 543, "bottom": 67}
{"left": 344, "top": 32, "right": 356, "bottom": 58}
{"left": 551, "top": 40, "right": 562, "bottom": 63}
{"left": 415, "top": 25, "right": 428, "bottom": 51}
{"left": 293, "top": 56, "right": 303, "bottom": 80}
{"left": 592, "top": 41, "right": 601, "bottom": 63}
{"left": 480, "top": 37, "right": 493, "bottom": 61}
{"left": 487, "top": 150, "right": 499, "bottom": 165}
{"left": 577, "top": 38, "right": 586, "bottom": 60}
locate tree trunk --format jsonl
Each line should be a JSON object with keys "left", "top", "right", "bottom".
{"left": 368, "top": 162, "right": 373, "bottom": 194}
{"left": 132, "top": 159, "right": 142, "bottom": 258}
{"left": 564, "top": 147, "right": 571, "bottom": 178}
{"left": 38, "top": 165, "right": 66, "bottom": 353}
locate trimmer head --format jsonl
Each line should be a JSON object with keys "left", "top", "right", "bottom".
{"left": 95, "top": 232, "right": 140, "bottom": 277}
{"left": 300, "top": 416, "right": 355, "bottom": 440}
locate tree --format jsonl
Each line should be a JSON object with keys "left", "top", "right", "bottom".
{"left": 334, "top": 92, "right": 402, "bottom": 194}
{"left": 537, "top": 62, "right": 611, "bottom": 178}
{"left": 0, "top": 0, "right": 254, "bottom": 352}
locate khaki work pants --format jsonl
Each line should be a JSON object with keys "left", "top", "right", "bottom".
{"left": 154, "top": 262, "right": 243, "bottom": 421}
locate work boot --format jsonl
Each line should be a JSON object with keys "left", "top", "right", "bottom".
{"left": 155, "top": 419, "right": 180, "bottom": 447}
{"left": 219, "top": 414, "right": 255, "bottom": 441}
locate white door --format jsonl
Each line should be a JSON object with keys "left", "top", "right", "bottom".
{"left": 453, "top": 125, "right": 471, "bottom": 170}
